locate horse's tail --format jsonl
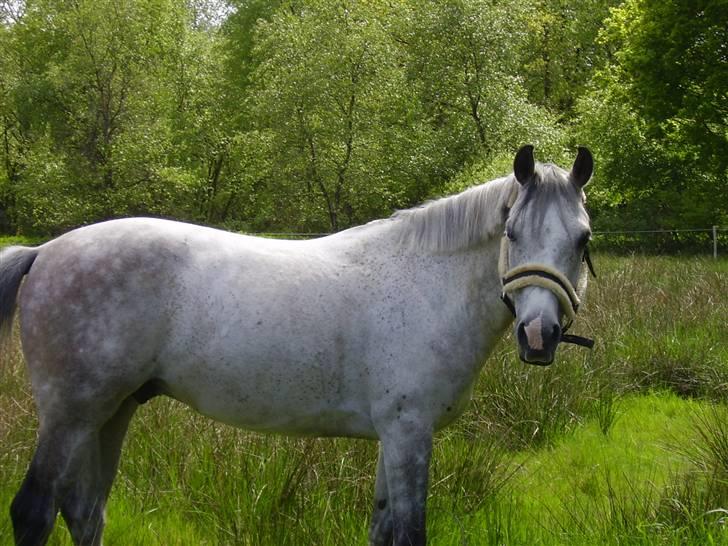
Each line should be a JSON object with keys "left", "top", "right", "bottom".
{"left": 0, "top": 246, "right": 39, "bottom": 344}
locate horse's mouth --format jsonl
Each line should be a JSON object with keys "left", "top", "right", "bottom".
{"left": 518, "top": 348, "right": 555, "bottom": 366}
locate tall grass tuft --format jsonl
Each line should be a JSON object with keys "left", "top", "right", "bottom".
{"left": 471, "top": 344, "right": 593, "bottom": 449}
{"left": 587, "top": 256, "right": 728, "bottom": 400}
{"left": 592, "top": 382, "right": 620, "bottom": 437}
{"left": 661, "top": 404, "right": 728, "bottom": 540}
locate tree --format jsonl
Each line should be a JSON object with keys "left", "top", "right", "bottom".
{"left": 606, "top": 0, "right": 728, "bottom": 177}
{"left": 246, "top": 0, "right": 427, "bottom": 232}
{"left": 572, "top": 0, "right": 728, "bottom": 231}
{"left": 0, "top": 0, "right": 245, "bottom": 233}
{"left": 398, "top": 0, "right": 564, "bottom": 181}
{"left": 0, "top": 18, "right": 21, "bottom": 231}
{"left": 2, "top": 0, "right": 187, "bottom": 230}
{"left": 520, "top": 0, "right": 620, "bottom": 116}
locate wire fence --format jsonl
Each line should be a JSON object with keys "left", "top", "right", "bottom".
{"left": 247, "top": 227, "right": 728, "bottom": 257}
{"left": 590, "top": 226, "right": 727, "bottom": 257}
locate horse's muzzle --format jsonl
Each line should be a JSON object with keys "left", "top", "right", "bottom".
{"left": 516, "top": 318, "right": 561, "bottom": 366}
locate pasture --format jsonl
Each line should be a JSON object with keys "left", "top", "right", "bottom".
{"left": 1, "top": 253, "right": 727, "bottom": 545}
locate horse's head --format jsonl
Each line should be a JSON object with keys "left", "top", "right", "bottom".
{"left": 501, "top": 145, "right": 594, "bottom": 365}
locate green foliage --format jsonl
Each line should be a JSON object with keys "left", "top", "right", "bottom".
{"left": 400, "top": 0, "right": 532, "bottom": 158}
{"left": 0, "top": 0, "right": 246, "bottom": 233}
{"left": 245, "top": 0, "right": 425, "bottom": 231}
{"left": 608, "top": 0, "right": 727, "bottom": 170}
{"left": 1, "top": 0, "right": 199, "bottom": 232}
{"left": 520, "top": 0, "right": 620, "bottom": 116}
{"left": 0, "top": 0, "right": 724, "bottom": 235}
{"left": 571, "top": 0, "right": 728, "bottom": 232}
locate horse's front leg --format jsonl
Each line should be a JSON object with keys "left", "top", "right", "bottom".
{"left": 369, "top": 444, "right": 393, "bottom": 545}
{"left": 375, "top": 417, "right": 433, "bottom": 546}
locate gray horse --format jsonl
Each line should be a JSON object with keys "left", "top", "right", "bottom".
{"left": 0, "top": 145, "right": 593, "bottom": 545}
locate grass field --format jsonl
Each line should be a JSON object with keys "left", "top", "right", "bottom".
{"left": 1, "top": 253, "right": 727, "bottom": 545}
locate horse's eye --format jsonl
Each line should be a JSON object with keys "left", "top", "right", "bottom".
{"left": 577, "top": 231, "right": 591, "bottom": 248}
{"left": 506, "top": 228, "right": 516, "bottom": 242}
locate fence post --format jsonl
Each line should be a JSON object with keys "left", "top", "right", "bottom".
{"left": 714, "top": 225, "right": 718, "bottom": 259}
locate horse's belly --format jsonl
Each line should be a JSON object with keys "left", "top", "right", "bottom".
{"left": 158, "top": 353, "right": 377, "bottom": 439}
{"left": 170, "top": 386, "right": 377, "bottom": 439}
{"left": 191, "top": 395, "right": 375, "bottom": 439}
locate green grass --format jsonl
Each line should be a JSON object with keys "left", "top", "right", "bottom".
{"left": 3, "top": 392, "right": 726, "bottom": 545}
{"left": 1, "top": 255, "right": 727, "bottom": 544}
{"left": 506, "top": 393, "right": 726, "bottom": 545}
{"left": 0, "top": 235, "right": 46, "bottom": 247}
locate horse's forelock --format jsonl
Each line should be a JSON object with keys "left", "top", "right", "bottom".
{"left": 508, "top": 163, "right": 585, "bottom": 231}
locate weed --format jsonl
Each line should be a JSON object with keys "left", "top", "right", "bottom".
{"left": 593, "top": 383, "right": 620, "bottom": 436}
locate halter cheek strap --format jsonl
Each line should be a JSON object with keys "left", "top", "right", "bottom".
{"left": 498, "top": 231, "right": 596, "bottom": 349}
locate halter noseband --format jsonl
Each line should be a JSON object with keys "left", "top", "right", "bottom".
{"left": 498, "top": 220, "right": 596, "bottom": 350}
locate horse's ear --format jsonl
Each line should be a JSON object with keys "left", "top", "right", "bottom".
{"left": 514, "top": 145, "right": 535, "bottom": 185}
{"left": 571, "top": 146, "right": 593, "bottom": 187}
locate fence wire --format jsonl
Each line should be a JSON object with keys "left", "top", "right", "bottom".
{"left": 590, "top": 227, "right": 727, "bottom": 256}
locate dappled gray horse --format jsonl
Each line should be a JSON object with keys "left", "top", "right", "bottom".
{"left": 1, "top": 145, "right": 593, "bottom": 546}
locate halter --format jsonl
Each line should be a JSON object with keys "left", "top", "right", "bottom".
{"left": 498, "top": 194, "right": 596, "bottom": 349}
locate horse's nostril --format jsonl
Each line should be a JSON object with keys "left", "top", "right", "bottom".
{"left": 517, "top": 322, "right": 526, "bottom": 342}
{"left": 550, "top": 324, "right": 561, "bottom": 344}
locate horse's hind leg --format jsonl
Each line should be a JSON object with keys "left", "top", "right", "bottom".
{"left": 11, "top": 398, "right": 138, "bottom": 546}
{"left": 55, "top": 428, "right": 106, "bottom": 546}
{"left": 11, "top": 423, "right": 103, "bottom": 546}
{"left": 10, "top": 439, "right": 58, "bottom": 546}
{"left": 58, "top": 398, "right": 139, "bottom": 546}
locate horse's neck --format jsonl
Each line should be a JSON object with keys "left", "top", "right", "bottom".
{"left": 391, "top": 178, "right": 515, "bottom": 360}
{"left": 448, "top": 235, "right": 513, "bottom": 338}
{"left": 414, "top": 234, "right": 512, "bottom": 375}
{"left": 334, "top": 176, "right": 516, "bottom": 346}
{"left": 360, "top": 212, "right": 513, "bottom": 362}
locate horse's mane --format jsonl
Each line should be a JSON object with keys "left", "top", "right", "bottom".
{"left": 392, "top": 175, "right": 518, "bottom": 253}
